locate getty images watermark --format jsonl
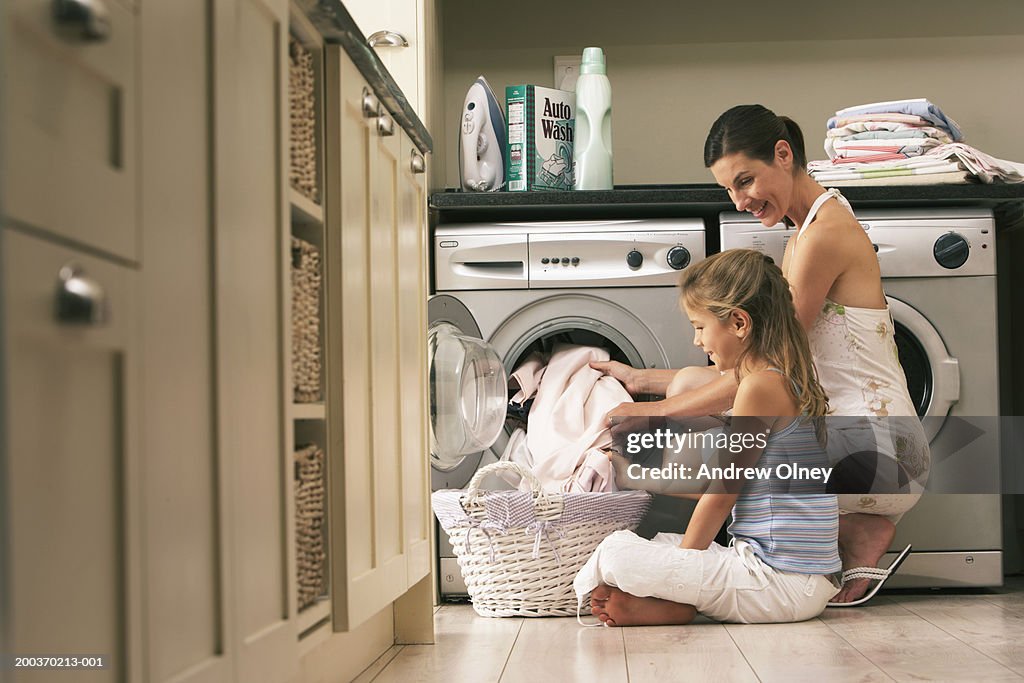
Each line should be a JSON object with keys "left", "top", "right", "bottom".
{"left": 609, "top": 415, "right": 1024, "bottom": 495}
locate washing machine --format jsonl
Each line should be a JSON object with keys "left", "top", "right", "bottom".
{"left": 429, "top": 218, "right": 707, "bottom": 599}
{"left": 720, "top": 207, "right": 1002, "bottom": 587}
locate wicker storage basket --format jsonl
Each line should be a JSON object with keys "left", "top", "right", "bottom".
{"left": 432, "top": 461, "right": 651, "bottom": 617}
{"left": 295, "top": 443, "right": 326, "bottom": 610}
{"left": 288, "top": 37, "right": 319, "bottom": 203}
{"left": 291, "top": 236, "right": 321, "bottom": 402}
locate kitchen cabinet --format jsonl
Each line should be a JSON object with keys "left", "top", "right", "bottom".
{"left": 2, "top": 2, "right": 143, "bottom": 681}
{"left": 2, "top": 1, "right": 432, "bottom": 680}
{"left": 325, "top": 45, "right": 432, "bottom": 633}
{"left": 2, "top": 230, "right": 142, "bottom": 683}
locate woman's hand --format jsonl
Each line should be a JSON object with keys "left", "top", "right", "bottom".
{"left": 590, "top": 360, "right": 643, "bottom": 395}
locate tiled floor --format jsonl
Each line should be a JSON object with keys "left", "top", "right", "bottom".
{"left": 355, "top": 579, "right": 1024, "bottom": 682}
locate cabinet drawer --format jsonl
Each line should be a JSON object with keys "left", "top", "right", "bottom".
{"left": 4, "top": 0, "right": 138, "bottom": 262}
{"left": 2, "top": 227, "right": 139, "bottom": 682}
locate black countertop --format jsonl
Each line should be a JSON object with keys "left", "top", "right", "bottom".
{"left": 296, "top": 0, "right": 432, "bottom": 154}
{"left": 431, "top": 183, "right": 1024, "bottom": 228}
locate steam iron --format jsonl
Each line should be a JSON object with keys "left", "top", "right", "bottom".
{"left": 459, "top": 76, "right": 507, "bottom": 191}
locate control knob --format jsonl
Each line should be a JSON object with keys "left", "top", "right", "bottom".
{"left": 933, "top": 232, "right": 969, "bottom": 269}
{"left": 666, "top": 246, "right": 691, "bottom": 270}
{"left": 626, "top": 249, "right": 644, "bottom": 269}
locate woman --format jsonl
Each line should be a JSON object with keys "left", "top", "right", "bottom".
{"left": 595, "top": 104, "right": 928, "bottom": 605}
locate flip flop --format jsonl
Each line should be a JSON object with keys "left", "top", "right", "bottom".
{"left": 827, "top": 543, "right": 912, "bottom": 608}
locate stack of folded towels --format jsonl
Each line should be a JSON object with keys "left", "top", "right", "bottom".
{"left": 808, "top": 98, "right": 1024, "bottom": 185}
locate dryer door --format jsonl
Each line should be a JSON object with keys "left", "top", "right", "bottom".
{"left": 887, "top": 296, "right": 959, "bottom": 442}
{"left": 428, "top": 295, "right": 508, "bottom": 481}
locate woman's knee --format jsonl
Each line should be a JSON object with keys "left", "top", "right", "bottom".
{"left": 666, "top": 366, "right": 719, "bottom": 397}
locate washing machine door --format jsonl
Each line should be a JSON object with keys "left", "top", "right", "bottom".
{"left": 887, "top": 296, "right": 959, "bottom": 442}
{"left": 428, "top": 296, "right": 508, "bottom": 476}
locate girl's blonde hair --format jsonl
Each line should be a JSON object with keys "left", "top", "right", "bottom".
{"left": 679, "top": 249, "right": 829, "bottom": 417}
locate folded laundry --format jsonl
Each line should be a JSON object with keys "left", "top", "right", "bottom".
{"left": 819, "top": 170, "right": 973, "bottom": 187}
{"left": 810, "top": 142, "right": 1024, "bottom": 184}
{"left": 827, "top": 98, "right": 963, "bottom": 141}
{"left": 815, "top": 99, "right": 1023, "bottom": 184}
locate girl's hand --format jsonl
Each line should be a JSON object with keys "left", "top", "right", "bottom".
{"left": 590, "top": 360, "right": 642, "bottom": 395}
{"left": 605, "top": 400, "right": 665, "bottom": 434}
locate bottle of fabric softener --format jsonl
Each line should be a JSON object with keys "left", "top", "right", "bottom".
{"left": 573, "top": 47, "right": 613, "bottom": 190}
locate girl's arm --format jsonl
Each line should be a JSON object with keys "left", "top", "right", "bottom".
{"left": 605, "top": 372, "right": 738, "bottom": 422}
{"left": 589, "top": 361, "right": 679, "bottom": 396}
{"left": 678, "top": 493, "right": 737, "bottom": 550}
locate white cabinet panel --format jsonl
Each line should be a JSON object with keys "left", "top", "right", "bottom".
{"left": 4, "top": 0, "right": 138, "bottom": 262}
{"left": 3, "top": 228, "right": 141, "bottom": 683}
{"left": 345, "top": 0, "right": 423, "bottom": 117}
{"left": 396, "top": 130, "right": 431, "bottom": 584}
{"left": 213, "top": 0, "right": 297, "bottom": 679}
{"left": 326, "top": 46, "right": 431, "bottom": 634}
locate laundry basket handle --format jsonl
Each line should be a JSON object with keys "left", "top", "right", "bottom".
{"left": 464, "top": 461, "right": 544, "bottom": 502}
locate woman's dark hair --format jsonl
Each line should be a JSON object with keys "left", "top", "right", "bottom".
{"left": 704, "top": 104, "right": 807, "bottom": 170}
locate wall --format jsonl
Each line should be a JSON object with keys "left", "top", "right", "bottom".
{"left": 440, "top": 0, "right": 1024, "bottom": 188}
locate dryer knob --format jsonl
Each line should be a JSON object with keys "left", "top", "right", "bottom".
{"left": 626, "top": 249, "right": 644, "bottom": 269}
{"left": 666, "top": 246, "right": 691, "bottom": 270}
{"left": 933, "top": 232, "right": 969, "bottom": 269}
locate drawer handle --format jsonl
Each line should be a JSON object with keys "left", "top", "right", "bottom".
{"left": 52, "top": 0, "right": 111, "bottom": 42}
{"left": 410, "top": 149, "right": 425, "bottom": 174}
{"left": 56, "top": 263, "right": 108, "bottom": 325}
{"left": 376, "top": 107, "right": 394, "bottom": 136}
{"left": 362, "top": 87, "right": 379, "bottom": 119}
{"left": 367, "top": 30, "right": 409, "bottom": 48}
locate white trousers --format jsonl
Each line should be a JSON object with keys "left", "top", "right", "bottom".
{"left": 574, "top": 530, "right": 840, "bottom": 624}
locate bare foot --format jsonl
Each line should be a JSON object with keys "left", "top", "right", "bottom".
{"left": 589, "top": 585, "right": 696, "bottom": 626}
{"left": 831, "top": 513, "right": 896, "bottom": 604}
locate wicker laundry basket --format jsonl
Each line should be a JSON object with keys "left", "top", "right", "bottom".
{"left": 432, "top": 461, "right": 651, "bottom": 617}
{"left": 294, "top": 444, "right": 326, "bottom": 610}
{"left": 291, "top": 236, "right": 322, "bottom": 403}
{"left": 288, "top": 36, "right": 319, "bottom": 203}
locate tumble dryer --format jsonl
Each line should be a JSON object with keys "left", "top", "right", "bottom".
{"left": 429, "top": 218, "right": 707, "bottom": 598}
{"left": 720, "top": 207, "right": 1002, "bottom": 587}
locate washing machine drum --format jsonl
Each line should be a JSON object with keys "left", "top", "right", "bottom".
{"left": 428, "top": 322, "right": 508, "bottom": 471}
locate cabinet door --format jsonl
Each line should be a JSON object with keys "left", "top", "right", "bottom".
{"left": 4, "top": 0, "right": 138, "bottom": 262}
{"left": 327, "top": 47, "right": 418, "bottom": 632}
{"left": 3, "top": 229, "right": 142, "bottom": 683}
{"left": 396, "top": 131, "right": 431, "bottom": 585}
{"left": 344, "top": 0, "right": 422, "bottom": 117}
{"left": 212, "top": 0, "right": 298, "bottom": 679}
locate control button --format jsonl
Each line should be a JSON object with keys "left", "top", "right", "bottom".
{"left": 872, "top": 243, "right": 879, "bottom": 253}
{"left": 467, "top": 102, "right": 476, "bottom": 111}
{"left": 933, "top": 232, "right": 969, "bottom": 269}
{"left": 666, "top": 246, "right": 691, "bottom": 270}
{"left": 439, "top": 240, "right": 459, "bottom": 248}
{"left": 571, "top": 257, "right": 580, "bottom": 265}
{"left": 561, "top": 257, "right": 570, "bottom": 265}
{"left": 541, "top": 257, "right": 550, "bottom": 264}
{"left": 626, "top": 250, "right": 644, "bottom": 269}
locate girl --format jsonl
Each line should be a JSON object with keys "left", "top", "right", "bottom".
{"left": 575, "top": 249, "right": 841, "bottom": 626}
{"left": 594, "top": 104, "right": 928, "bottom": 605}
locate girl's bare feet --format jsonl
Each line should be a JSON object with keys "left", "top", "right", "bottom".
{"left": 830, "top": 513, "right": 897, "bottom": 604}
{"left": 589, "top": 584, "right": 696, "bottom": 627}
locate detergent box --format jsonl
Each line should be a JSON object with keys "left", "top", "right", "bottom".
{"left": 505, "top": 85, "right": 575, "bottom": 191}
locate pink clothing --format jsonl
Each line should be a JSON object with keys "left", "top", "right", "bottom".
{"left": 506, "top": 344, "right": 631, "bottom": 493}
